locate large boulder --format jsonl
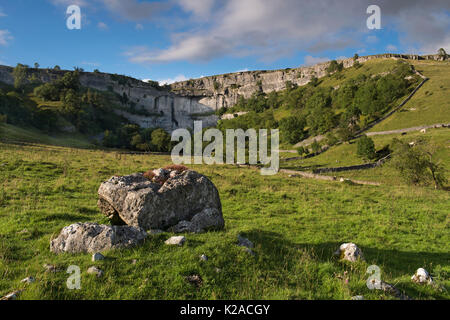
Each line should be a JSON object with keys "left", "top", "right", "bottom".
{"left": 97, "top": 169, "right": 224, "bottom": 233}
{"left": 50, "top": 223, "right": 147, "bottom": 254}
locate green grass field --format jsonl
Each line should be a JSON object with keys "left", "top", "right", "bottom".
{"left": 0, "top": 139, "right": 449, "bottom": 300}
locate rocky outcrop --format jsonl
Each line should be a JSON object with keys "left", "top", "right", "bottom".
{"left": 97, "top": 169, "right": 224, "bottom": 233}
{"left": 0, "top": 66, "right": 218, "bottom": 133}
{"left": 169, "top": 53, "right": 446, "bottom": 111}
{"left": 50, "top": 222, "right": 147, "bottom": 254}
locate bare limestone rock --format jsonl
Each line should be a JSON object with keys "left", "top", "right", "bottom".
{"left": 97, "top": 169, "right": 224, "bottom": 233}
{"left": 165, "top": 236, "right": 186, "bottom": 246}
{"left": 50, "top": 223, "right": 147, "bottom": 254}
{"left": 335, "top": 243, "right": 364, "bottom": 262}
{"left": 411, "top": 268, "right": 433, "bottom": 284}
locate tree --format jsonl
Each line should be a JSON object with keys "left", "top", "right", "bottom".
{"left": 34, "top": 62, "right": 40, "bottom": 69}
{"left": 278, "top": 116, "right": 306, "bottom": 144}
{"left": 356, "top": 135, "right": 376, "bottom": 160}
{"left": 311, "top": 140, "right": 321, "bottom": 153}
{"left": 353, "top": 53, "right": 359, "bottom": 60}
{"left": 151, "top": 128, "right": 171, "bottom": 152}
{"left": 12, "top": 64, "right": 28, "bottom": 91}
{"left": 390, "top": 138, "right": 447, "bottom": 189}
{"left": 54, "top": 65, "right": 61, "bottom": 70}
{"left": 297, "top": 146, "right": 309, "bottom": 156}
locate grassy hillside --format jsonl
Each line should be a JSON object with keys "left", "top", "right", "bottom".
{"left": 369, "top": 60, "right": 450, "bottom": 132}
{"left": 281, "top": 127, "right": 449, "bottom": 186}
{"left": 0, "top": 142, "right": 449, "bottom": 300}
{"left": 0, "top": 123, "right": 96, "bottom": 149}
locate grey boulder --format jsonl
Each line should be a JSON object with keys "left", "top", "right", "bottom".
{"left": 50, "top": 222, "right": 147, "bottom": 254}
{"left": 97, "top": 169, "right": 224, "bottom": 233}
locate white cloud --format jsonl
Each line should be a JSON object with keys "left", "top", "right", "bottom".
{"left": 303, "top": 56, "right": 329, "bottom": 66}
{"left": 0, "top": 9, "right": 6, "bottom": 17}
{"left": 154, "top": 74, "right": 189, "bottom": 85}
{"left": 97, "top": 22, "right": 108, "bottom": 30}
{"left": 81, "top": 61, "right": 100, "bottom": 67}
{"left": 135, "top": 23, "right": 144, "bottom": 31}
{"left": 177, "top": 0, "right": 215, "bottom": 19}
{"left": 0, "top": 30, "right": 13, "bottom": 46}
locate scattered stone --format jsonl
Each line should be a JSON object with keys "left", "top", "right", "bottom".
{"left": 97, "top": 170, "right": 224, "bottom": 233}
{"left": 351, "top": 295, "right": 364, "bottom": 300}
{"left": 335, "top": 243, "right": 364, "bottom": 262}
{"left": 199, "top": 254, "right": 208, "bottom": 261}
{"left": 50, "top": 223, "right": 147, "bottom": 254}
{"left": 420, "top": 128, "right": 427, "bottom": 133}
{"left": 131, "top": 259, "right": 137, "bottom": 265}
{"left": 186, "top": 274, "right": 203, "bottom": 288}
{"left": 165, "top": 236, "right": 186, "bottom": 246}
{"left": 215, "top": 267, "right": 221, "bottom": 273}
{"left": 87, "top": 266, "right": 103, "bottom": 278}
{"left": 92, "top": 252, "right": 105, "bottom": 262}
{"left": 411, "top": 268, "right": 433, "bottom": 284}
{"left": 21, "top": 276, "right": 35, "bottom": 284}
{"left": 237, "top": 235, "right": 254, "bottom": 248}
{"left": 43, "top": 264, "right": 59, "bottom": 273}
{"left": 1, "top": 290, "right": 22, "bottom": 300}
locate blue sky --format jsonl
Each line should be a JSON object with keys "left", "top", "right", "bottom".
{"left": 0, "top": 1, "right": 448, "bottom": 84}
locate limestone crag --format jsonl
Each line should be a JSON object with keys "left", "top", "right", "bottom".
{"left": 169, "top": 53, "right": 446, "bottom": 110}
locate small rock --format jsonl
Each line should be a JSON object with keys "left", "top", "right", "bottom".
{"left": 335, "top": 243, "right": 364, "bottom": 262}
{"left": 199, "top": 254, "right": 208, "bottom": 261}
{"left": 186, "top": 274, "right": 203, "bottom": 287}
{"left": 43, "top": 264, "right": 59, "bottom": 273}
{"left": 237, "top": 235, "right": 254, "bottom": 248}
{"left": 1, "top": 290, "right": 22, "bottom": 300}
{"left": 21, "top": 276, "right": 35, "bottom": 284}
{"left": 165, "top": 236, "right": 186, "bottom": 246}
{"left": 411, "top": 268, "right": 433, "bottom": 284}
{"left": 92, "top": 252, "right": 105, "bottom": 261}
{"left": 131, "top": 259, "right": 137, "bottom": 265}
{"left": 87, "top": 266, "right": 103, "bottom": 278}
{"left": 351, "top": 295, "right": 364, "bottom": 300}
{"left": 215, "top": 267, "right": 221, "bottom": 273}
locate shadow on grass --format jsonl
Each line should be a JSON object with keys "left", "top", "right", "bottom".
{"left": 243, "top": 229, "right": 449, "bottom": 298}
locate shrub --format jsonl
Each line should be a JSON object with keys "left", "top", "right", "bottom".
{"left": 296, "top": 146, "right": 309, "bottom": 156}
{"left": 0, "top": 114, "right": 7, "bottom": 123}
{"left": 356, "top": 135, "right": 376, "bottom": 160}
{"left": 390, "top": 138, "right": 447, "bottom": 189}
{"left": 311, "top": 140, "right": 321, "bottom": 153}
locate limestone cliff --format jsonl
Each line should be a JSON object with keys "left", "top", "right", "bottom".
{"left": 169, "top": 53, "right": 445, "bottom": 111}
{"left": 0, "top": 53, "right": 444, "bottom": 133}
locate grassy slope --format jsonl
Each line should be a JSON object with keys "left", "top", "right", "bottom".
{"left": 369, "top": 60, "right": 450, "bottom": 132}
{"left": 0, "top": 142, "right": 449, "bottom": 300}
{"left": 0, "top": 123, "right": 95, "bottom": 149}
{"left": 281, "top": 127, "right": 450, "bottom": 184}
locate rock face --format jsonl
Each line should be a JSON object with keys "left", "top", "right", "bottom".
{"left": 97, "top": 169, "right": 224, "bottom": 233}
{"left": 335, "top": 243, "right": 364, "bottom": 262}
{"left": 50, "top": 222, "right": 147, "bottom": 254}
